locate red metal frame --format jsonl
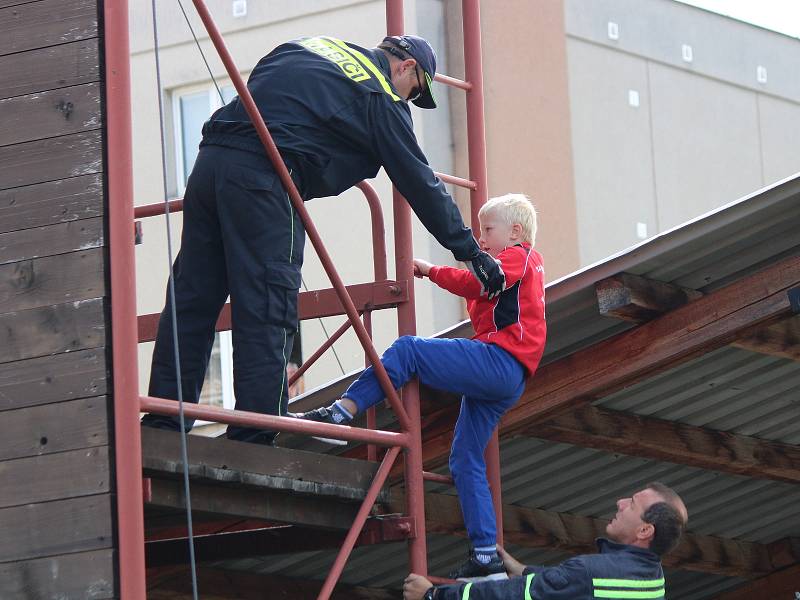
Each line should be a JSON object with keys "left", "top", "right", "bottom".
{"left": 107, "top": 0, "right": 496, "bottom": 597}
{"left": 104, "top": 0, "right": 146, "bottom": 597}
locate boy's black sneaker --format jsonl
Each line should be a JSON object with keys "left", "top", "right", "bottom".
{"left": 448, "top": 551, "right": 507, "bottom": 582}
{"left": 289, "top": 406, "right": 349, "bottom": 445}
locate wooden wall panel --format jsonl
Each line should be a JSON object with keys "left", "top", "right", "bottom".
{"left": 0, "top": 0, "right": 98, "bottom": 57}
{"left": 0, "top": 247, "right": 105, "bottom": 313}
{"left": 0, "top": 82, "right": 101, "bottom": 146}
{"left": 0, "top": 396, "right": 109, "bottom": 461}
{"left": 0, "top": 38, "right": 99, "bottom": 100}
{"left": 0, "top": 216, "right": 104, "bottom": 265}
{"left": 0, "top": 0, "right": 117, "bottom": 596}
{"left": 0, "top": 130, "right": 102, "bottom": 190}
{"left": 0, "top": 297, "right": 105, "bottom": 363}
{"left": 0, "top": 348, "right": 106, "bottom": 412}
{"left": 0, "top": 549, "right": 115, "bottom": 600}
{"left": 0, "top": 173, "right": 103, "bottom": 234}
{"left": 0, "top": 446, "right": 109, "bottom": 508}
{"left": 0, "top": 494, "right": 113, "bottom": 562}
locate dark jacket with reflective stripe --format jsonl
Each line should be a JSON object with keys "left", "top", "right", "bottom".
{"left": 435, "top": 539, "right": 666, "bottom": 600}
{"left": 201, "top": 36, "right": 480, "bottom": 262}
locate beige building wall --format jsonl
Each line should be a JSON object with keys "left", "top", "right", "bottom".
{"left": 564, "top": 0, "right": 800, "bottom": 264}
{"left": 445, "top": 0, "right": 580, "bottom": 282}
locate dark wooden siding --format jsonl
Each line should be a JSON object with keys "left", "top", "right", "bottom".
{"left": 0, "top": 0, "right": 116, "bottom": 597}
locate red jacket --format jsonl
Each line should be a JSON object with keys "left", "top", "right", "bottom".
{"left": 429, "top": 243, "right": 546, "bottom": 376}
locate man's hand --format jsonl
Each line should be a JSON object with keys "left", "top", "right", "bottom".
{"left": 466, "top": 251, "right": 506, "bottom": 298}
{"left": 497, "top": 545, "right": 525, "bottom": 577}
{"left": 414, "top": 258, "right": 434, "bottom": 278}
{"left": 403, "top": 573, "right": 434, "bottom": 600}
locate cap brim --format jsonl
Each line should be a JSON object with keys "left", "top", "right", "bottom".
{"left": 412, "top": 72, "right": 437, "bottom": 109}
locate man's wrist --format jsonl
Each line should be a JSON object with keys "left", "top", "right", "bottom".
{"left": 422, "top": 586, "right": 437, "bottom": 600}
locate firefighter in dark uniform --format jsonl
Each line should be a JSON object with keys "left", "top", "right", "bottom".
{"left": 403, "top": 483, "right": 688, "bottom": 600}
{"left": 141, "top": 35, "right": 505, "bottom": 444}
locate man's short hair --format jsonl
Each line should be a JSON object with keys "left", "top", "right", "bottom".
{"left": 478, "top": 193, "right": 538, "bottom": 245}
{"left": 642, "top": 482, "right": 687, "bottom": 556}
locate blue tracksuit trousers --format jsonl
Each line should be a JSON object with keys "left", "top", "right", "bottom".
{"left": 343, "top": 335, "right": 526, "bottom": 547}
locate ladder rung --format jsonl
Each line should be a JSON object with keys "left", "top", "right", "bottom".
{"left": 434, "top": 171, "right": 478, "bottom": 190}
{"left": 434, "top": 73, "right": 472, "bottom": 91}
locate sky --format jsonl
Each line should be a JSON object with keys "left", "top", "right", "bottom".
{"left": 675, "top": 0, "right": 800, "bottom": 39}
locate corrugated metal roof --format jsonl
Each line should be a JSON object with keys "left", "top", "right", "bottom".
{"left": 252, "top": 174, "right": 800, "bottom": 597}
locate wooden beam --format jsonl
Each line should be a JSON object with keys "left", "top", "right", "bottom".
{"left": 0, "top": 348, "right": 106, "bottom": 412}
{"left": 0, "top": 494, "right": 113, "bottom": 563}
{"left": 0, "top": 396, "right": 108, "bottom": 461}
{"left": 525, "top": 404, "right": 800, "bottom": 484}
{"left": 0, "top": 549, "right": 114, "bottom": 600}
{"left": 145, "top": 478, "right": 362, "bottom": 531}
{"left": 146, "top": 518, "right": 412, "bottom": 567}
{"left": 410, "top": 255, "right": 800, "bottom": 473}
{"left": 0, "top": 0, "right": 97, "bottom": 57}
{"left": 596, "top": 272, "right": 702, "bottom": 322}
{"left": 385, "top": 491, "right": 792, "bottom": 578}
{"left": 0, "top": 173, "right": 103, "bottom": 234}
{"left": 0, "top": 39, "right": 99, "bottom": 101}
{"left": 732, "top": 316, "right": 800, "bottom": 361}
{"left": 141, "top": 427, "right": 387, "bottom": 502}
{"left": 711, "top": 563, "right": 800, "bottom": 600}
{"left": 146, "top": 566, "right": 396, "bottom": 600}
{"left": 142, "top": 429, "right": 395, "bottom": 531}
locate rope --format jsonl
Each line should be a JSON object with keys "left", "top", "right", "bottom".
{"left": 151, "top": 1, "right": 199, "bottom": 597}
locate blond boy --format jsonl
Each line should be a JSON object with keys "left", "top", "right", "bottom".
{"left": 294, "top": 194, "right": 546, "bottom": 579}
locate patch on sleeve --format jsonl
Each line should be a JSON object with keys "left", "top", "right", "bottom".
{"left": 542, "top": 569, "right": 569, "bottom": 590}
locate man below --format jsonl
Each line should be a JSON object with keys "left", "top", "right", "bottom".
{"left": 403, "top": 482, "right": 688, "bottom": 600}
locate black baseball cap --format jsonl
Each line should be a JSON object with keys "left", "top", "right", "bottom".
{"left": 382, "top": 35, "right": 437, "bottom": 109}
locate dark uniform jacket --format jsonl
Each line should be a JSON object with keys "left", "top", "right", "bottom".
{"left": 201, "top": 35, "right": 480, "bottom": 262}
{"left": 434, "top": 539, "right": 667, "bottom": 600}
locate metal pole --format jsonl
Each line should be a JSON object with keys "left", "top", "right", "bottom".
{"left": 462, "top": 0, "right": 504, "bottom": 548}
{"left": 462, "top": 0, "right": 489, "bottom": 229}
{"left": 386, "top": 0, "right": 427, "bottom": 576}
{"left": 484, "top": 431, "right": 503, "bottom": 546}
{"left": 316, "top": 446, "right": 402, "bottom": 600}
{"left": 140, "top": 396, "right": 410, "bottom": 448}
{"left": 104, "top": 0, "right": 146, "bottom": 596}
{"left": 364, "top": 311, "right": 378, "bottom": 462}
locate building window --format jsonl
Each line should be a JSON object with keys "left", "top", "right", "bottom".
{"left": 173, "top": 83, "right": 237, "bottom": 193}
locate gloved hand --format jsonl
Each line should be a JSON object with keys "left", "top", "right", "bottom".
{"left": 466, "top": 251, "right": 506, "bottom": 298}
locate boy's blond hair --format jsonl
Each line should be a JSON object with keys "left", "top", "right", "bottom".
{"left": 478, "top": 193, "right": 538, "bottom": 245}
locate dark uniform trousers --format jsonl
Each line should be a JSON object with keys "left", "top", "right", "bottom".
{"left": 143, "top": 145, "right": 305, "bottom": 442}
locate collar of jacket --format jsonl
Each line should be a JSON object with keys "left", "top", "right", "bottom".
{"left": 595, "top": 537, "right": 661, "bottom": 561}
{"left": 371, "top": 48, "right": 393, "bottom": 79}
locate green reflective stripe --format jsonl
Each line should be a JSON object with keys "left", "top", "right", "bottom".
{"left": 299, "top": 37, "right": 371, "bottom": 83}
{"left": 425, "top": 71, "right": 437, "bottom": 104}
{"left": 593, "top": 589, "right": 665, "bottom": 599}
{"left": 324, "top": 36, "right": 402, "bottom": 102}
{"left": 524, "top": 573, "right": 535, "bottom": 600}
{"left": 593, "top": 579, "right": 665, "bottom": 588}
{"left": 461, "top": 582, "right": 472, "bottom": 600}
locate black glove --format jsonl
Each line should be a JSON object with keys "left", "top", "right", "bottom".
{"left": 466, "top": 251, "right": 506, "bottom": 299}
